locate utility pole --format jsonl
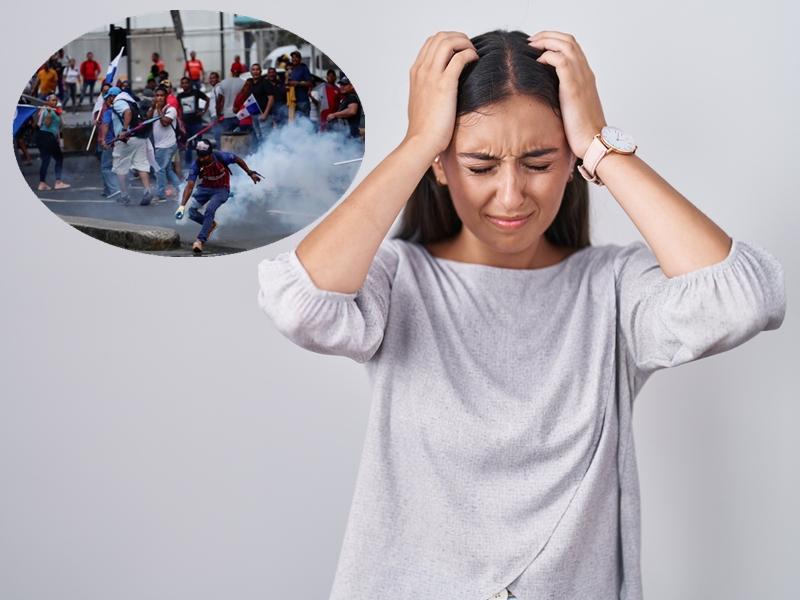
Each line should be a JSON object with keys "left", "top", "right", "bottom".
{"left": 220, "top": 13, "right": 225, "bottom": 76}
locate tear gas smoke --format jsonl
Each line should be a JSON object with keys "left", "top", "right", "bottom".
{"left": 213, "top": 119, "right": 362, "bottom": 233}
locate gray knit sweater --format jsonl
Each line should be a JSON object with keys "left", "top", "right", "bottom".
{"left": 257, "top": 239, "right": 785, "bottom": 600}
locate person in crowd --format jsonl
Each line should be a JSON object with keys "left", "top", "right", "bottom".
{"left": 106, "top": 86, "right": 154, "bottom": 205}
{"left": 99, "top": 91, "right": 122, "bottom": 200}
{"left": 184, "top": 50, "right": 205, "bottom": 90}
{"left": 118, "top": 78, "right": 140, "bottom": 103}
{"left": 34, "top": 62, "right": 59, "bottom": 100}
{"left": 315, "top": 69, "right": 343, "bottom": 132}
{"left": 214, "top": 65, "right": 245, "bottom": 144}
{"left": 55, "top": 49, "right": 70, "bottom": 102}
{"left": 230, "top": 55, "right": 247, "bottom": 75}
{"left": 232, "top": 77, "right": 255, "bottom": 136}
{"left": 177, "top": 77, "right": 209, "bottom": 163}
{"left": 206, "top": 71, "right": 220, "bottom": 122}
{"left": 151, "top": 52, "right": 165, "bottom": 81}
{"left": 140, "top": 76, "right": 158, "bottom": 110}
{"left": 148, "top": 86, "right": 182, "bottom": 202}
{"left": 206, "top": 71, "right": 221, "bottom": 148}
{"left": 175, "top": 139, "right": 261, "bottom": 254}
{"left": 248, "top": 63, "right": 272, "bottom": 141}
{"left": 264, "top": 67, "right": 288, "bottom": 129}
{"left": 326, "top": 76, "right": 362, "bottom": 138}
{"left": 78, "top": 52, "right": 102, "bottom": 106}
{"left": 34, "top": 95, "right": 69, "bottom": 191}
{"left": 63, "top": 58, "right": 80, "bottom": 112}
{"left": 286, "top": 50, "right": 313, "bottom": 118}
{"left": 160, "top": 78, "right": 183, "bottom": 178}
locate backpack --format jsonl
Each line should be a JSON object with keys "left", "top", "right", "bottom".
{"left": 114, "top": 99, "right": 152, "bottom": 138}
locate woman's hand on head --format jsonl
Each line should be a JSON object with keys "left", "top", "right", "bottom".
{"left": 528, "top": 32, "right": 606, "bottom": 160}
{"left": 406, "top": 32, "right": 478, "bottom": 158}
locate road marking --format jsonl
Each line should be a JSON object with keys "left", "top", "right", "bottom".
{"left": 264, "top": 210, "right": 322, "bottom": 218}
{"left": 40, "top": 198, "right": 117, "bottom": 203}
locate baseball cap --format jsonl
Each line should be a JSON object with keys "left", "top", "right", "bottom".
{"left": 231, "top": 63, "right": 243, "bottom": 75}
{"left": 160, "top": 79, "right": 172, "bottom": 88}
{"left": 104, "top": 86, "right": 121, "bottom": 98}
{"left": 338, "top": 76, "right": 351, "bottom": 86}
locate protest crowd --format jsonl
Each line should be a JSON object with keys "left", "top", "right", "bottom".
{"left": 16, "top": 47, "right": 365, "bottom": 211}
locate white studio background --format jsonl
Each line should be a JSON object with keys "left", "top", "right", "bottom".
{"left": 1, "top": 1, "right": 797, "bottom": 599}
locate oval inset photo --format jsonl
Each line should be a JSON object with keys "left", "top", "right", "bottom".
{"left": 13, "top": 11, "right": 364, "bottom": 256}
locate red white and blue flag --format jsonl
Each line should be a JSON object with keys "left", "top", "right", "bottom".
{"left": 236, "top": 94, "right": 261, "bottom": 121}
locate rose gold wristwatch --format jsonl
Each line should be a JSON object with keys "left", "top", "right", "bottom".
{"left": 577, "top": 126, "right": 637, "bottom": 186}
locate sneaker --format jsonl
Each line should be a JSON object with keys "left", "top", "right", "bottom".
{"left": 206, "top": 221, "right": 218, "bottom": 240}
{"left": 140, "top": 190, "right": 153, "bottom": 206}
{"left": 107, "top": 190, "right": 121, "bottom": 200}
{"left": 192, "top": 240, "right": 203, "bottom": 254}
{"left": 153, "top": 196, "right": 167, "bottom": 204}
{"left": 116, "top": 194, "right": 131, "bottom": 205}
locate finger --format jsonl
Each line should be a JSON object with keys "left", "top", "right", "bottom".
{"left": 443, "top": 47, "right": 480, "bottom": 79}
{"left": 425, "top": 32, "right": 476, "bottom": 73}
{"left": 411, "top": 33, "right": 445, "bottom": 76}
{"left": 529, "top": 34, "right": 587, "bottom": 63}
{"left": 528, "top": 36, "right": 580, "bottom": 60}
{"left": 535, "top": 49, "right": 570, "bottom": 71}
{"left": 528, "top": 30, "right": 577, "bottom": 44}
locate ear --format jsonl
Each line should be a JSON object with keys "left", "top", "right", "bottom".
{"left": 431, "top": 155, "right": 448, "bottom": 186}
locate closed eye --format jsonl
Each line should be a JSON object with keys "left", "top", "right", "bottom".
{"left": 468, "top": 166, "right": 495, "bottom": 174}
{"left": 524, "top": 164, "right": 551, "bottom": 172}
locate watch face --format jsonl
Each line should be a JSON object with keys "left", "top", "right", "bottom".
{"left": 601, "top": 126, "right": 636, "bottom": 153}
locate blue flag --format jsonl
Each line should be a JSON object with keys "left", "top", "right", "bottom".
{"left": 13, "top": 105, "right": 38, "bottom": 137}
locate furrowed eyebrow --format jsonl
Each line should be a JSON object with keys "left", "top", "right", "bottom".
{"left": 457, "top": 148, "right": 558, "bottom": 160}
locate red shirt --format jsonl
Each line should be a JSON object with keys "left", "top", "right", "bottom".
{"left": 80, "top": 60, "right": 101, "bottom": 80}
{"left": 184, "top": 59, "right": 204, "bottom": 80}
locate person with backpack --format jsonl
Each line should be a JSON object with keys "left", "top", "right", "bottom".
{"left": 174, "top": 139, "right": 261, "bottom": 254}
{"left": 105, "top": 86, "right": 154, "bottom": 205}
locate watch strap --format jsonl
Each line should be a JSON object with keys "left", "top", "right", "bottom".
{"left": 577, "top": 135, "right": 610, "bottom": 186}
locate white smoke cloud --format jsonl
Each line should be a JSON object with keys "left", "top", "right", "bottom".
{"left": 219, "top": 118, "right": 363, "bottom": 232}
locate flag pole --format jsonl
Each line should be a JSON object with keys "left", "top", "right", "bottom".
{"left": 85, "top": 126, "right": 97, "bottom": 152}
{"left": 186, "top": 121, "right": 216, "bottom": 143}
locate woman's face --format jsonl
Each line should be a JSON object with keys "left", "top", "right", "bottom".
{"left": 434, "top": 94, "right": 574, "bottom": 265}
{"left": 47, "top": 96, "right": 59, "bottom": 108}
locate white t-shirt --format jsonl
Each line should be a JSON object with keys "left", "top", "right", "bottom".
{"left": 214, "top": 77, "right": 245, "bottom": 119}
{"left": 64, "top": 66, "right": 80, "bottom": 84}
{"left": 151, "top": 106, "right": 178, "bottom": 149}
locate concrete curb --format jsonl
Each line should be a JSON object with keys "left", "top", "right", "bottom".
{"left": 60, "top": 215, "right": 181, "bottom": 251}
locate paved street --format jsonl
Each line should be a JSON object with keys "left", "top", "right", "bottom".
{"left": 15, "top": 149, "right": 347, "bottom": 257}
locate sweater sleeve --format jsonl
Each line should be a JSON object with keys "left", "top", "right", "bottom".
{"left": 257, "top": 243, "right": 400, "bottom": 363}
{"left": 614, "top": 240, "right": 786, "bottom": 374}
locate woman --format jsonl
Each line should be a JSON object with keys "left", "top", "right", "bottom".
{"left": 148, "top": 86, "right": 182, "bottom": 201}
{"left": 258, "top": 31, "right": 785, "bottom": 599}
{"left": 35, "top": 95, "right": 69, "bottom": 191}
{"left": 63, "top": 58, "right": 80, "bottom": 112}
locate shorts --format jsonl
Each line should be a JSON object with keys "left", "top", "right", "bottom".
{"left": 112, "top": 136, "right": 150, "bottom": 174}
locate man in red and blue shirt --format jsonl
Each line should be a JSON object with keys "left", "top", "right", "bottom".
{"left": 175, "top": 139, "right": 261, "bottom": 253}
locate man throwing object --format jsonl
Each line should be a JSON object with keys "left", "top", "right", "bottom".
{"left": 175, "top": 139, "right": 261, "bottom": 254}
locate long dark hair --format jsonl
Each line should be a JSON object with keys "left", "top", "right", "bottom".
{"left": 396, "top": 30, "right": 590, "bottom": 249}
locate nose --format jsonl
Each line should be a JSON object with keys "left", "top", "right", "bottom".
{"left": 494, "top": 164, "right": 526, "bottom": 212}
